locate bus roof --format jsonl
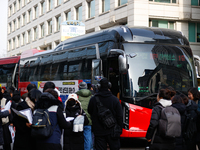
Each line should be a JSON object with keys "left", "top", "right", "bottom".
{"left": 54, "top": 25, "right": 189, "bottom": 51}
{"left": 0, "top": 56, "right": 20, "bottom": 65}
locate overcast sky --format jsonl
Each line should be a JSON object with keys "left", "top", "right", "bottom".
{"left": 0, "top": 0, "right": 8, "bottom": 58}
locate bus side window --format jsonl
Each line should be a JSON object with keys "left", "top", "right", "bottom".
{"left": 40, "top": 64, "right": 51, "bottom": 81}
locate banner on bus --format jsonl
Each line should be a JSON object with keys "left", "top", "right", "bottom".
{"left": 61, "top": 20, "right": 85, "bottom": 42}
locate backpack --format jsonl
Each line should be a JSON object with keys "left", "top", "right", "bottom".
{"left": 31, "top": 105, "right": 58, "bottom": 139}
{"left": 158, "top": 105, "right": 181, "bottom": 138}
{"left": 182, "top": 111, "right": 197, "bottom": 140}
{"left": 95, "top": 96, "right": 116, "bottom": 129}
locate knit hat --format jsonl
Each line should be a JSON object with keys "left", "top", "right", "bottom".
{"left": 79, "top": 82, "right": 87, "bottom": 89}
{"left": 99, "top": 78, "right": 109, "bottom": 89}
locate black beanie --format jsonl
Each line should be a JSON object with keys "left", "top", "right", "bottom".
{"left": 100, "top": 78, "right": 109, "bottom": 89}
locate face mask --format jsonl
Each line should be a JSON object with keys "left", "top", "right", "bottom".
{"left": 68, "top": 100, "right": 76, "bottom": 106}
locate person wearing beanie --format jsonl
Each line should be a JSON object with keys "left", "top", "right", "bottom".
{"left": 76, "top": 82, "right": 92, "bottom": 150}
{"left": 88, "top": 78, "right": 123, "bottom": 150}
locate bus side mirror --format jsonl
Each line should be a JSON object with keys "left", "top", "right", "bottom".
{"left": 195, "top": 59, "right": 200, "bottom": 76}
{"left": 92, "top": 59, "right": 103, "bottom": 84}
{"left": 108, "top": 49, "right": 128, "bottom": 74}
{"left": 118, "top": 55, "right": 128, "bottom": 73}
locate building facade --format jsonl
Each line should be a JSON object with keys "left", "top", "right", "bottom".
{"left": 7, "top": 0, "right": 200, "bottom": 56}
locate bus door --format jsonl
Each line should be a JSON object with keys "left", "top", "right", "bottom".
{"left": 107, "top": 58, "right": 120, "bottom": 97}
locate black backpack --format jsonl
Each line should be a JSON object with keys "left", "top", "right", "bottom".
{"left": 182, "top": 111, "right": 197, "bottom": 140}
{"left": 95, "top": 96, "right": 116, "bottom": 129}
{"left": 31, "top": 105, "right": 58, "bottom": 139}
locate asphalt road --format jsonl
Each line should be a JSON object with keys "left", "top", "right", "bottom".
{"left": 115, "top": 138, "right": 147, "bottom": 150}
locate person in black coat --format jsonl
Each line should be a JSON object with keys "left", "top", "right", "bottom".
{"left": 146, "top": 88, "right": 175, "bottom": 150}
{"left": 172, "top": 95, "right": 187, "bottom": 150}
{"left": 181, "top": 93, "right": 198, "bottom": 150}
{"left": 34, "top": 89, "right": 71, "bottom": 150}
{"left": 63, "top": 93, "right": 89, "bottom": 150}
{"left": 88, "top": 78, "right": 123, "bottom": 150}
{"left": 13, "top": 89, "right": 42, "bottom": 150}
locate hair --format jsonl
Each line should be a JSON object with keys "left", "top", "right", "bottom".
{"left": 180, "top": 94, "right": 189, "bottom": 105}
{"left": 166, "top": 86, "right": 176, "bottom": 99}
{"left": 9, "top": 86, "right": 15, "bottom": 94}
{"left": 12, "top": 90, "right": 21, "bottom": 103}
{"left": 0, "top": 87, "right": 3, "bottom": 99}
{"left": 27, "top": 84, "right": 37, "bottom": 92}
{"left": 43, "top": 82, "right": 55, "bottom": 92}
{"left": 158, "top": 88, "right": 172, "bottom": 100}
{"left": 28, "top": 89, "right": 42, "bottom": 103}
{"left": 172, "top": 95, "right": 183, "bottom": 104}
{"left": 188, "top": 87, "right": 200, "bottom": 101}
{"left": 45, "top": 88, "right": 58, "bottom": 99}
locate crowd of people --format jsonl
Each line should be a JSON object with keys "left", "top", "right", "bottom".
{"left": 146, "top": 87, "right": 200, "bottom": 150}
{"left": 0, "top": 77, "right": 123, "bottom": 150}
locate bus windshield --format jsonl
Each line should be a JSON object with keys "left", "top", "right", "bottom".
{"left": 0, "top": 64, "right": 16, "bottom": 83}
{"left": 122, "top": 43, "right": 196, "bottom": 102}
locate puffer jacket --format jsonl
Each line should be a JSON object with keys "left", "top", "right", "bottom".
{"left": 76, "top": 89, "right": 92, "bottom": 125}
{"left": 146, "top": 99, "right": 175, "bottom": 150}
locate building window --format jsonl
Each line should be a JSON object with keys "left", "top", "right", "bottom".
{"left": 102, "top": 0, "right": 110, "bottom": 12}
{"left": 9, "top": 40, "right": 11, "bottom": 51}
{"left": 13, "top": 38, "right": 16, "bottom": 49}
{"left": 17, "top": 17, "right": 21, "bottom": 28}
{"left": 14, "top": 2, "right": 17, "bottom": 13}
{"left": 56, "top": 16, "right": 61, "bottom": 31}
{"left": 13, "top": 20, "right": 16, "bottom": 31}
{"left": 48, "top": 0, "right": 53, "bottom": 11}
{"left": 41, "top": 1, "right": 46, "bottom": 15}
{"left": 189, "top": 22, "right": 200, "bottom": 42}
{"left": 28, "top": 9, "right": 32, "bottom": 22}
{"left": 41, "top": 24, "right": 45, "bottom": 37}
{"left": 150, "top": 20, "right": 174, "bottom": 29}
{"left": 191, "top": 0, "right": 200, "bottom": 6}
{"left": 22, "top": 33, "right": 25, "bottom": 45}
{"left": 18, "top": 0, "right": 21, "bottom": 10}
{"left": 57, "top": 0, "right": 62, "bottom": 5}
{"left": 76, "top": 5, "right": 82, "bottom": 21}
{"left": 27, "top": 30, "right": 31, "bottom": 43}
{"left": 17, "top": 35, "right": 20, "bottom": 47}
{"left": 23, "top": 0, "right": 27, "bottom": 6}
{"left": 9, "top": 6, "right": 12, "bottom": 16}
{"left": 65, "top": 11, "right": 71, "bottom": 21}
{"left": 9, "top": 23, "right": 11, "bottom": 33}
{"left": 23, "top": 13, "right": 26, "bottom": 25}
{"left": 34, "top": 27, "right": 38, "bottom": 40}
{"left": 34, "top": 5, "right": 38, "bottom": 19}
{"left": 118, "top": 0, "right": 128, "bottom": 6}
{"left": 149, "top": 0, "right": 176, "bottom": 3}
{"left": 88, "top": 0, "right": 95, "bottom": 18}
{"left": 48, "top": 20, "right": 52, "bottom": 34}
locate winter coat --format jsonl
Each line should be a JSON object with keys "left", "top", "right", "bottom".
{"left": 76, "top": 89, "right": 92, "bottom": 125}
{"left": 146, "top": 99, "right": 175, "bottom": 150}
{"left": 172, "top": 103, "right": 187, "bottom": 150}
{"left": 0, "top": 109, "right": 10, "bottom": 145}
{"left": 13, "top": 100, "right": 36, "bottom": 150}
{"left": 185, "top": 100, "right": 198, "bottom": 150}
{"left": 63, "top": 98, "right": 89, "bottom": 150}
{"left": 35, "top": 92, "right": 71, "bottom": 150}
{"left": 2, "top": 98, "right": 16, "bottom": 146}
{"left": 88, "top": 89, "right": 123, "bottom": 136}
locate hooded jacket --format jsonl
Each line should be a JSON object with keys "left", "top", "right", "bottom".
{"left": 63, "top": 97, "right": 89, "bottom": 150}
{"left": 34, "top": 92, "right": 71, "bottom": 150}
{"left": 76, "top": 89, "right": 92, "bottom": 125}
{"left": 146, "top": 99, "right": 175, "bottom": 149}
{"left": 88, "top": 89, "right": 123, "bottom": 136}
